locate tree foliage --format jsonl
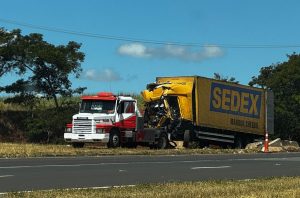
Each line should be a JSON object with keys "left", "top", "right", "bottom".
{"left": 213, "top": 72, "right": 239, "bottom": 84}
{"left": 249, "top": 53, "right": 300, "bottom": 142}
{"left": 0, "top": 29, "right": 27, "bottom": 76}
{"left": 25, "top": 104, "right": 78, "bottom": 143}
{"left": 0, "top": 28, "right": 86, "bottom": 108}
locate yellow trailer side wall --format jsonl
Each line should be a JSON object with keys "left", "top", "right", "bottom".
{"left": 196, "top": 77, "right": 265, "bottom": 135}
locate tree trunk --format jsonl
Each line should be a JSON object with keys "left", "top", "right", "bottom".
{"left": 53, "top": 94, "right": 59, "bottom": 109}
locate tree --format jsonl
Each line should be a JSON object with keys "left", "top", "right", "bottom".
{"left": 0, "top": 28, "right": 27, "bottom": 77}
{"left": 213, "top": 72, "right": 239, "bottom": 84}
{"left": 0, "top": 28, "right": 86, "bottom": 108}
{"left": 249, "top": 53, "right": 300, "bottom": 142}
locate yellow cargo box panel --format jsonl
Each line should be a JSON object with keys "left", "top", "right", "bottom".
{"left": 196, "top": 77, "right": 265, "bottom": 135}
{"left": 156, "top": 76, "right": 195, "bottom": 86}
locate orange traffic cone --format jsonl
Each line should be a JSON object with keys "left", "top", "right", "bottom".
{"left": 264, "top": 132, "right": 269, "bottom": 153}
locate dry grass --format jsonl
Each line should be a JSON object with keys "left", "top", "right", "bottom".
{"left": 0, "top": 142, "right": 260, "bottom": 158}
{"left": 0, "top": 96, "right": 81, "bottom": 111}
{"left": 5, "top": 177, "right": 300, "bottom": 198}
{"left": 0, "top": 101, "right": 26, "bottom": 111}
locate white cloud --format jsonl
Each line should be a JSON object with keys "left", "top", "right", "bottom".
{"left": 118, "top": 43, "right": 151, "bottom": 58}
{"left": 118, "top": 43, "right": 224, "bottom": 62}
{"left": 203, "top": 45, "right": 224, "bottom": 58}
{"left": 84, "top": 68, "right": 122, "bottom": 82}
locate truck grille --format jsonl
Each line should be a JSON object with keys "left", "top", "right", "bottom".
{"left": 73, "top": 119, "right": 93, "bottom": 134}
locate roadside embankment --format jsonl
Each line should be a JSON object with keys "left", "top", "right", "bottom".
{"left": 245, "top": 138, "right": 300, "bottom": 152}
{"left": 0, "top": 142, "right": 299, "bottom": 158}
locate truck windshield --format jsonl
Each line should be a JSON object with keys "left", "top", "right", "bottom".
{"left": 80, "top": 100, "right": 116, "bottom": 114}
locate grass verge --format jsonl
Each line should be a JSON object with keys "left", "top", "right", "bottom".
{"left": 5, "top": 177, "right": 300, "bottom": 198}
{"left": 0, "top": 142, "right": 261, "bottom": 158}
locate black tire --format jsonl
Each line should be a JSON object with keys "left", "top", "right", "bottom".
{"left": 183, "top": 130, "right": 199, "bottom": 149}
{"left": 107, "top": 130, "right": 120, "bottom": 148}
{"left": 156, "top": 134, "right": 168, "bottom": 149}
{"left": 244, "top": 136, "right": 254, "bottom": 147}
{"left": 183, "top": 130, "right": 191, "bottom": 148}
{"left": 235, "top": 136, "right": 245, "bottom": 149}
{"left": 72, "top": 142, "right": 85, "bottom": 148}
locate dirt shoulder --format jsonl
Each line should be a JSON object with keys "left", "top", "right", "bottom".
{"left": 1, "top": 142, "right": 299, "bottom": 158}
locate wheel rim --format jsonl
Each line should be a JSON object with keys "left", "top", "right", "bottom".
{"left": 112, "top": 134, "right": 119, "bottom": 146}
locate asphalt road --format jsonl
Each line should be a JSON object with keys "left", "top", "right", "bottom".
{"left": 0, "top": 152, "right": 300, "bottom": 193}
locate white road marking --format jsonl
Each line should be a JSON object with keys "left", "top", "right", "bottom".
{"left": 0, "top": 156, "right": 298, "bottom": 170}
{"left": 0, "top": 160, "right": 203, "bottom": 169}
{"left": 275, "top": 163, "right": 281, "bottom": 166}
{"left": 191, "top": 166, "right": 231, "bottom": 170}
{"left": 0, "top": 163, "right": 129, "bottom": 169}
{"left": 0, "top": 184, "right": 136, "bottom": 195}
{"left": 0, "top": 175, "right": 14, "bottom": 178}
{"left": 84, "top": 184, "right": 136, "bottom": 189}
{"left": 0, "top": 159, "right": 233, "bottom": 169}
{"left": 238, "top": 178, "right": 256, "bottom": 182}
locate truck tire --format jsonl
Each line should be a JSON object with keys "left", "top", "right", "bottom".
{"left": 156, "top": 134, "right": 168, "bottom": 149}
{"left": 183, "top": 130, "right": 191, "bottom": 148}
{"left": 72, "top": 142, "right": 84, "bottom": 148}
{"left": 235, "top": 136, "right": 245, "bottom": 149}
{"left": 183, "top": 130, "right": 198, "bottom": 148}
{"left": 107, "top": 130, "right": 120, "bottom": 148}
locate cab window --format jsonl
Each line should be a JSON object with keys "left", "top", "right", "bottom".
{"left": 124, "top": 101, "right": 135, "bottom": 113}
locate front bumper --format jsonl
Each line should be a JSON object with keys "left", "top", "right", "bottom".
{"left": 64, "top": 133, "right": 109, "bottom": 143}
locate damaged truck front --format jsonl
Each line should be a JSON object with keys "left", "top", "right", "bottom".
{"left": 141, "top": 76, "right": 274, "bottom": 148}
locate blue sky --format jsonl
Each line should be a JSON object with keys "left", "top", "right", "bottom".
{"left": 1, "top": 0, "right": 300, "bottom": 94}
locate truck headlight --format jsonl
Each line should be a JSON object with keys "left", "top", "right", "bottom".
{"left": 96, "top": 128, "right": 104, "bottom": 134}
{"left": 65, "top": 128, "right": 72, "bottom": 133}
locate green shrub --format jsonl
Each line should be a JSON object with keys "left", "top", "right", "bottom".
{"left": 24, "top": 104, "right": 78, "bottom": 143}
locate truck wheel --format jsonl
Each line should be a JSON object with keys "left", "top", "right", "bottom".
{"left": 183, "top": 130, "right": 191, "bottom": 148}
{"left": 107, "top": 130, "right": 120, "bottom": 148}
{"left": 183, "top": 130, "right": 198, "bottom": 148}
{"left": 157, "top": 134, "right": 168, "bottom": 149}
{"left": 235, "top": 136, "right": 245, "bottom": 149}
{"left": 72, "top": 142, "right": 85, "bottom": 148}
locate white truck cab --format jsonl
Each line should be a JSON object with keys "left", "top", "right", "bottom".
{"left": 64, "top": 92, "right": 140, "bottom": 148}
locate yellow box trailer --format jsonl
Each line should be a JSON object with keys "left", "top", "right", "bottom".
{"left": 195, "top": 77, "right": 266, "bottom": 135}
{"left": 143, "top": 76, "right": 274, "bottom": 148}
